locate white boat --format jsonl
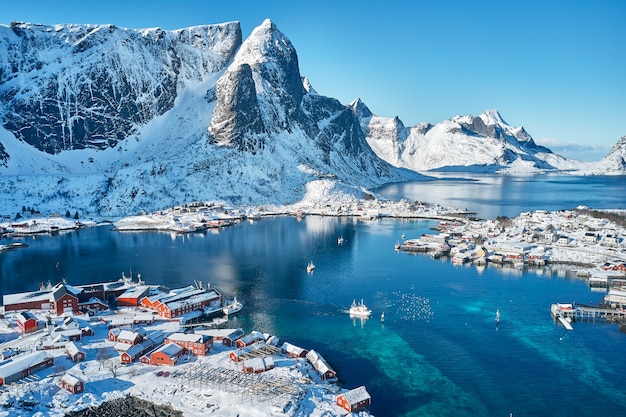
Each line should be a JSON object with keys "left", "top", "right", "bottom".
{"left": 307, "top": 261, "right": 315, "bottom": 272}
{"left": 349, "top": 299, "right": 372, "bottom": 317}
{"left": 337, "top": 236, "right": 344, "bottom": 245}
{"left": 223, "top": 296, "right": 243, "bottom": 315}
{"left": 380, "top": 311, "right": 385, "bottom": 322}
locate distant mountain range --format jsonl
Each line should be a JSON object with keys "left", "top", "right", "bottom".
{"left": 0, "top": 19, "right": 624, "bottom": 217}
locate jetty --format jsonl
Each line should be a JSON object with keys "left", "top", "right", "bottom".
{"left": 551, "top": 302, "right": 626, "bottom": 329}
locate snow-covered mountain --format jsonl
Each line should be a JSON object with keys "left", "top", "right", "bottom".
{"left": 0, "top": 19, "right": 622, "bottom": 218}
{"left": 351, "top": 100, "right": 585, "bottom": 173}
{"left": 576, "top": 136, "right": 626, "bottom": 175}
{"left": 0, "top": 19, "right": 420, "bottom": 217}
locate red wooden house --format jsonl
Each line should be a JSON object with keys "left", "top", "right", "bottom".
{"left": 0, "top": 351, "right": 54, "bottom": 385}
{"left": 61, "top": 374, "right": 84, "bottom": 394}
{"left": 242, "top": 357, "right": 275, "bottom": 374}
{"left": 50, "top": 284, "right": 79, "bottom": 315}
{"left": 280, "top": 342, "right": 308, "bottom": 358}
{"left": 235, "top": 331, "right": 264, "bottom": 349}
{"left": 150, "top": 343, "right": 185, "bottom": 366}
{"left": 16, "top": 311, "right": 39, "bottom": 334}
{"left": 66, "top": 341, "right": 86, "bottom": 362}
{"left": 166, "top": 333, "right": 212, "bottom": 356}
{"left": 336, "top": 386, "right": 371, "bottom": 413}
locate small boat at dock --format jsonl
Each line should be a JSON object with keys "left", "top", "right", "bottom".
{"left": 223, "top": 295, "right": 243, "bottom": 315}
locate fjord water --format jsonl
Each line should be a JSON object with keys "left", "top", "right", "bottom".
{"left": 376, "top": 173, "right": 626, "bottom": 219}
{"left": 2, "top": 175, "right": 626, "bottom": 417}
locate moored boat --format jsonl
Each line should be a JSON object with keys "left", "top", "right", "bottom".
{"left": 223, "top": 295, "right": 243, "bottom": 315}
{"left": 349, "top": 299, "right": 372, "bottom": 317}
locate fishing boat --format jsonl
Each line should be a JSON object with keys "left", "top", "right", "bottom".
{"left": 223, "top": 295, "right": 243, "bottom": 315}
{"left": 307, "top": 261, "right": 315, "bottom": 272}
{"left": 349, "top": 299, "right": 372, "bottom": 317}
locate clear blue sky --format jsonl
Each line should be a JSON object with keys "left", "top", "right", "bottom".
{"left": 3, "top": 0, "right": 625, "bottom": 161}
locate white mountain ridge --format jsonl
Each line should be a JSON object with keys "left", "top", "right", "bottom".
{"left": 0, "top": 19, "right": 623, "bottom": 218}
{"left": 350, "top": 99, "right": 612, "bottom": 174}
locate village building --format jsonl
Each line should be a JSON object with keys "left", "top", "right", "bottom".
{"left": 120, "top": 331, "right": 164, "bottom": 364}
{"left": 242, "top": 356, "right": 275, "bottom": 373}
{"left": 50, "top": 283, "right": 79, "bottom": 315}
{"left": 235, "top": 331, "right": 264, "bottom": 348}
{"left": 222, "top": 328, "right": 246, "bottom": 347}
{"left": 280, "top": 342, "right": 308, "bottom": 358}
{"left": 16, "top": 311, "right": 41, "bottom": 334}
{"left": 0, "top": 351, "right": 54, "bottom": 385}
{"left": 115, "top": 329, "right": 145, "bottom": 346}
{"left": 65, "top": 341, "right": 86, "bottom": 362}
{"left": 150, "top": 342, "right": 185, "bottom": 366}
{"left": 60, "top": 374, "right": 84, "bottom": 394}
{"left": 193, "top": 328, "right": 244, "bottom": 346}
{"left": 306, "top": 350, "right": 336, "bottom": 382}
{"left": 166, "top": 333, "right": 212, "bottom": 356}
{"left": 583, "top": 232, "right": 598, "bottom": 244}
{"left": 336, "top": 386, "right": 371, "bottom": 413}
{"left": 78, "top": 297, "right": 109, "bottom": 313}
{"left": 117, "top": 285, "right": 153, "bottom": 307}
{"left": 140, "top": 286, "right": 221, "bottom": 319}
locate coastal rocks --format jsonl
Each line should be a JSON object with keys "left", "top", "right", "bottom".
{"left": 65, "top": 396, "right": 183, "bottom": 417}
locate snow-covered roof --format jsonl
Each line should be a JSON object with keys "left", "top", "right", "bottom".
{"left": 65, "top": 341, "right": 85, "bottom": 356}
{"left": 306, "top": 349, "right": 335, "bottom": 376}
{"left": 166, "top": 333, "right": 208, "bottom": 343}
{"left": 194, "top": 328, "right": 243, "bottom": 338}
{"left": 118, "top": 285, "right": 152, "bottom": 299}
{"left": 0, "top": 351, "right": 52, "bottom": 379}
{"left": 153, "top": 342, "right": 184, "bottom": 357}
{"left": 340, "top": 385, "right": 371, "bottom": 404}
{"left": 165, "top": 290, "right": 219, "bottom": 310}
{"left": 61, "top": 373, "right": 83, "bottom": 386}
{"left": 117, "top": 330, "right": 142, "bottom": 342}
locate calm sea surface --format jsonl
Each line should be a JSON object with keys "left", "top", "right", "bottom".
{"left": 2, "top": 174, "right": 626, "bottom": 417}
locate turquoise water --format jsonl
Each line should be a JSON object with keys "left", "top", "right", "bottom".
{"left": 2, "top": 175, "right": 626, "bottom": 416}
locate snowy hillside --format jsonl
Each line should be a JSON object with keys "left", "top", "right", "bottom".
{"left": 574, "top": 135, "right": 626, "bottom": 175}
{"left": 0, "top": 19, "right": 421, "bottom": 218}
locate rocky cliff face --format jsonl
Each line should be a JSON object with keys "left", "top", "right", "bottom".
{"left": 0, "top": 19, "right": 418, "bottom": 216}
{"left": 0, "top": 21, "right": 241, "bottom": 154}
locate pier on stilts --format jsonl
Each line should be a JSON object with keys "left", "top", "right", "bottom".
{"left": 551, "top": 303, "right": 626, "bottom": 330}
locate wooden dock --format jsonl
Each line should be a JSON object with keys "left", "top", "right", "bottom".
{"left": 551, "top": 303, "right": 626, "bottom": 329}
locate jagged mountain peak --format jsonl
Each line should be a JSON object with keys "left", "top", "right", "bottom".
{"left": 479, "top": 109, "right": 507, "bottom": 126}
{"left": 349, "top": 98, "right": 373, "bottom": 119}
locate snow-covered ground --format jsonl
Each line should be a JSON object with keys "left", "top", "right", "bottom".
{"left": 0, "top": 312, "right": 367, "bottom": 417}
